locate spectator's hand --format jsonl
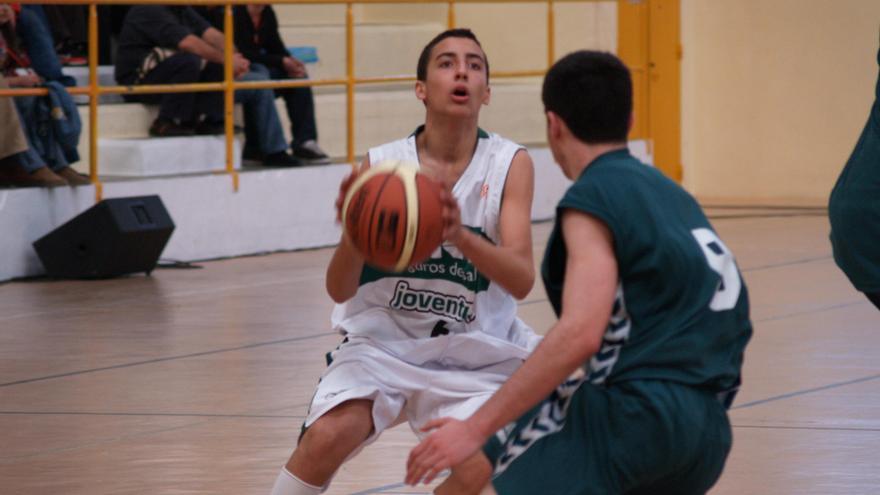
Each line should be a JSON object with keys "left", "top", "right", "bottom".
{"left": 10, "top": 71, "right": 43, "bottom": 87}
{"left": 232, "top": 53, "right": 250, "bottom": 79}
{"left": 282, "top": 56, "right": 307, "bottom": 78}
{"left": 0, "top": 4, "right": 15, "bottom": 28}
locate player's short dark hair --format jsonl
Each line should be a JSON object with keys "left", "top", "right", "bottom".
{"left": 542, "top": 50, "right": 632, "bottom": 144}
{"left": 417, "top": 28, "right": 489, "bottom": 83}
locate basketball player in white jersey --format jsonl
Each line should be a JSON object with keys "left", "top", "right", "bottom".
{"left": 269, "top": 28, "right": 539, "bottom": 495}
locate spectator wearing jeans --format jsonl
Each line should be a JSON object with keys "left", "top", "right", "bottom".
{"left": 13, "top": 4, "right": 76, "bottom": 86}
{"left": 115, "top": 5, "right": 300, "bottom": 167}
{"left": 1, "top": 7, "right": 88, "bottom": 187}
{"left": 233, "top": 5, "right": 329, "bottom": 164}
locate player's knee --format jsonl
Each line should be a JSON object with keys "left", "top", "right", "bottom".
{"left": 438, "top": 453, "right": 492, "bottom": 495}
{"left": 299, "top": 402, "right": 374, "bottom": 457}
{"left": 460, "top": 453, "right": 492, "bottom": 482}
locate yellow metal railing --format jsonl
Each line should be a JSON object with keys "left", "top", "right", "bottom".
{"left": 3, "top": 0, "right": 594, "bottom": 201}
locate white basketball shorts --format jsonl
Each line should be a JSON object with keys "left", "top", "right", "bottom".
{"left": 303, "top": 333, "right": 536, "bottom": 452}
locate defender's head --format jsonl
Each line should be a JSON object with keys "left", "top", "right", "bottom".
{"left": 542, "top": 50, "right": 632, "bottom": 144}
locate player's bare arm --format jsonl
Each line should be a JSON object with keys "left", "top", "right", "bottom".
{"left": 443, "top": 149, "right": 535, "bottom": 299}
{"left": 405, "top": 209, "right": 617, "bottom": 485}
{"left": 325, "top": 158, "right": 370, "bottom": 303}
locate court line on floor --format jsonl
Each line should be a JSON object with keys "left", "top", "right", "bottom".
{"left": 1, "top": 271, "right": 326, "bottom": 322}
{"left": 350, "top": 476, "right": 445, "bottom": 495}
{"left": 710, "top": 212, "right": 826, "bottom": 220}
{"left": 755, "top": 300, "right": 866, "bottom": 323}
{"left": 0, "top": 331, "right": 336, "bottom": 388}
{"left": 732, "top": 372, "right": 880, "bottom": 410}
{"left": 0, "top": 419, "right": 208, "bottom": 463}
{"left": 740, "top": 255, "right": 831, "bottom": 273}
{"left": 733, "top": 424, "right": 880, "bottom": 433}
{"left": 350, "top": 483, "right": 410, "bottom": 495}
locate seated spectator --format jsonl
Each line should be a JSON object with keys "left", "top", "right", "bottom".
{"left": 0, "top": 9, "right": 88, "bottom": 187}
{"left": 40, "top": 5, "right": 88, "bottom": 65}
{"left": 233, "top": 4, "right": 329, "bottom": 164}
{"left": 115, "top": 5, "right": 300, "bottom": 167}
{"left": 7, "top": 4, "right": 76, "bottom": 86}
{"left": 0, "top": 75, "right": 54, "bottom": 187}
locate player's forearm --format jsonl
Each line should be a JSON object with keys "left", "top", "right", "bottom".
{"left": 454, "top": 229, "right": 534, "bottom": 299}
{"left": 325, "top": 235, "right": 365, "bottom": 303}
{"left": 468, "top": 316, "right": 600, "bottom": 439}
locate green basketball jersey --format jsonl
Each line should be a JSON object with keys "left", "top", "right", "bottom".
{"left": 828, "top": 47, "right": 880, "bottom": 293}
{"left": 541, "top": 149, "right": 752, "bottom": 402}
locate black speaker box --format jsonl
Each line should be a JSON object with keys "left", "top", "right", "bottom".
{"left": 33, "top": 195, "right": 175, "bottom": 279}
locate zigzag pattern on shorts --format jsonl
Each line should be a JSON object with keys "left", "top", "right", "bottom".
{"left": 493, "top": 370, "right": 585, "bottom": 476}
{"left": 587, "top": 284, "right": 631, "bottom": 385}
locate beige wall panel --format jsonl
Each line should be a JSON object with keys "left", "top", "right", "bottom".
{"left": 277, "top": 3, "right": 616, "bottom": 77}
{"left": 358, "top": 5, "right": 446, "bottom": 23}
{"left": 273, "top": 4, "right": 348, "bottom": 25}
{"left": 555, "top": 1, "right": 618, "bottom": 57}
{"left": 681, "top": 0, "right": 880, "bottom": 204}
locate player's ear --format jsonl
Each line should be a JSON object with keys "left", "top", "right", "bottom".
{"left": 482, "top": 84, "right": 491, "bottom": 106}
{"left": 546, "top": 111, "right": 563, "bottom": 139}
{"left": 415, "top": 80, "right": 427, "bottom": 103}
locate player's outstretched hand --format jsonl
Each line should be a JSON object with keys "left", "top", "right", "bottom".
{"left": 406, "top": 417, "right": 484, "bottom": 486}
{"left": 439, "top": 188, "right": 464, "bottom": 245}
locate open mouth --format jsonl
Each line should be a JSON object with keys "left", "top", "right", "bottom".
{"left": 451, "top": 86, "right": 470, "bottom": 102}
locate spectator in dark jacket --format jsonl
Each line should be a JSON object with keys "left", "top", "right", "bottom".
{"left": 115, "top": 5, "right": 300, "bottom": 166}
{"left": 233, "top": 4, "right": 329, "bottom": 164}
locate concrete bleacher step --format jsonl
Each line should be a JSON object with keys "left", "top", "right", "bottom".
{"left": 98, "top": 136, "right": 242, "bottom": 177}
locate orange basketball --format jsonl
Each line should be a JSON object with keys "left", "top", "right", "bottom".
{"left": 342, "top": 161, "right": 445, "bottom": 272}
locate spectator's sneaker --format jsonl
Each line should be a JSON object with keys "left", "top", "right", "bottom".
{"left": 149, "top": 118, "right": 194, "bottom": 137}
{"left": 194, "top": 120, "right": 226, "bottom": 136}
{"left": 262, "top": 151, "right": 303, "bottom": 167}
{"left": 0, "top": 168, "right": 67, "bottom": 187}
{"left": 28, "top": 167, "right": 68, "bottom": 187}
{"left": 0, "top": 166, "right": 69, "bottom": 188}
{"left": 292, "top": 140, "right": 331, "bottom": 164}
{"left": 55, "top": 167, "right": 91, "bottom": 186}
{"left": 241, "top": 147, "right": 263, "bottom": 163}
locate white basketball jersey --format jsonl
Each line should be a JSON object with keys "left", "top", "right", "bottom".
{"left": 330, "top": 127, "right": 539, "bottom": 366}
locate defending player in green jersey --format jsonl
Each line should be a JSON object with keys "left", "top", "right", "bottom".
{"left": 405, "top": 50, "right": 753, "bottom": 494}
{"left": 829, "top": 38, "right": 880, "bottom": 311}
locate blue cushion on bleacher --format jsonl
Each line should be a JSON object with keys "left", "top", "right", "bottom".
{"left": 287, "top": 46, "right": 319, "bottom": 64}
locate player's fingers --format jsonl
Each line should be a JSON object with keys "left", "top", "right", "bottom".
{"left": 405, "top": 453, "right": 425, "bottom": 485}
{"left": 423, "top": 462, "right": 447, "bottom": 485}
{"left": 406, "top": 450, "right": 443, "bottom": 485}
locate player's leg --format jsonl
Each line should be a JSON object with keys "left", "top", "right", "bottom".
{"left": 482, "top": 378, "right": 619, "bottom": 495}
{"left": 269, "top": 399, "right": 375, "bottom": 494}
{"left": 615, "top": 381, "right": 732, "bottom": 495}
{"left": 269, "top": 340, "right": 411, "bottom": 494}
{"left": 434, "top": 451, "right": 493, "bottom": 495}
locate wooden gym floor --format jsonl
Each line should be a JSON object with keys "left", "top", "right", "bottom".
{"left": 1, "top": 207, "right": 878, "bottom": 494}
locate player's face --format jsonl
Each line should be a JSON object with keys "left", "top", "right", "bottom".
{"left": 416, "top": 37, "right": 490, "bottom": 117}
